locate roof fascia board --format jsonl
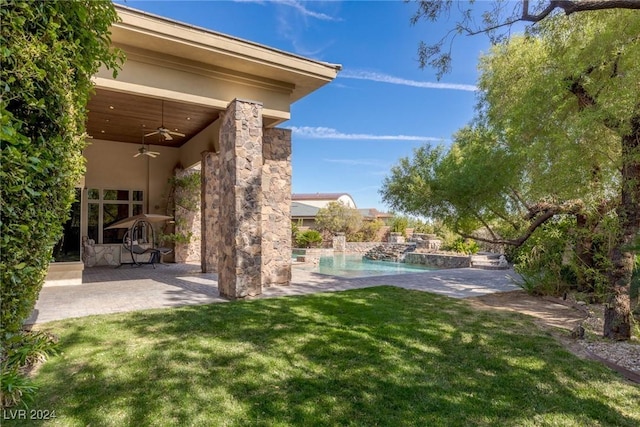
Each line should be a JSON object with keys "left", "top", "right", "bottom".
{"left": 113, "top": 5, "right": 340, "bottom": 93}
{"left": 119, "top": 45, "right": 294, "bottom": 96}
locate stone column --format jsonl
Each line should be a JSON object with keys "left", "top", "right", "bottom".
{"left": 333, "top": 232, "right": 346, "bottom": 252}
{"left": 201, "top": 151, "right": 219, "bottom": 273}
{"left": 218, "top": 99, "right": 263, "bottom": 298}
{"left": 174, "top": 167, "right": 201, "bottom": 263}
{"left": 262, "top": 128, "right": 292, "bottom": 286}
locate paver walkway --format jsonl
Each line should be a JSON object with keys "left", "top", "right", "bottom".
{"left": 26, "top": 263, "right": 520, "bottom": 325}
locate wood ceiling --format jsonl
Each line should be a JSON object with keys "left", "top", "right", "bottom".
{"left": 86, "top": 88, "right": 219, "bottom": 147}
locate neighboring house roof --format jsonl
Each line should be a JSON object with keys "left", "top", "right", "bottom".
{"left": 291, "top": 202, "right": 320, "bottom": 218}
{"left": 293, "top": 193, "right": 352, "bottom": 201}
{"left": 292, "top": 193, "right": 356, "bottom": 209}
{"left": 291, "top": 201, "right": 392, "bottom": 223}
{"left": 358, "top": 208, "right": 393, "bottom": 220}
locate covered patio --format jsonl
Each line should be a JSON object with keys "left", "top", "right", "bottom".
{"left": 47, "top": 4, "right": 340, "bottom": 299}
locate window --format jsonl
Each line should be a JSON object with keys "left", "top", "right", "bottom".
{"left": 87, "top": 189, "right": 145, "bottom": 244}
{"left": 52, "top": 188, "right": 82, "bottom": 262}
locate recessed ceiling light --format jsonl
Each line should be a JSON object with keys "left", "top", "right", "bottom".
{"left": 109, "top": 105, "right": 114, "bottom": 110}
{"left": 101, "top": 130, "right": 105, "bottom": 133}
{"left": 186, "top": 117, "right": 191, "bottom": 121}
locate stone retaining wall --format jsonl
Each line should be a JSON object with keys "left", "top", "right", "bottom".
{"left": 404, "top": 253, "right": 471, "bottom": 269}
{"left": 344, "top": 242, "right": 381, "bottom": 253}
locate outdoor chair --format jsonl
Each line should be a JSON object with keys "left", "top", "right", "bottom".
{"left": 118, "top": 220, "right": 172, "bottom": 268}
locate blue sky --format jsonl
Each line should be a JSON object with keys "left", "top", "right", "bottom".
{"left": 116, "top": 0, "right": 493, "bottom": 211}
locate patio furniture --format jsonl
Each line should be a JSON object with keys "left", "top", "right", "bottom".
{"left": 105, "top": 214, "right": 173, "bottom": 268}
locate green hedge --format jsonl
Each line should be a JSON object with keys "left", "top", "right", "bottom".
{"left": 0, "top": 0, "right": 122, "bottom": 340}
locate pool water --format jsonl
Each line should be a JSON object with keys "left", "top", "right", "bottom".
{"left": 296, "top": 254, "right": 436, "bottom": 278}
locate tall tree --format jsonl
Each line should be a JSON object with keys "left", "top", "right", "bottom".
{"left": 385, "top": 9, "right": 639, "bottom": 339}
{"left": 410, "top": 0, "right": 640, "bottom": 78}
{"left": 480, "top": 10, "right": 639, "bottom": 340}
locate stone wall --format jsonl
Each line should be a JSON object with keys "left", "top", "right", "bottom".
{"left": 364, "top": 243, "right": 416, "bottom": 261}
{"left": 404, "top": 253, "right": 472, "bottom": 269}
{"left": 201, "top": 151, "right": 219, "bottom": 272}
{"left": 200, "top": 99, "right": 294, "bottom": 297}
{"left": 85, "top": 244, "right": 121, "bottom": 266}
{"left": 218, "top": 99, "right": 263, "bottom": 298}
{"left": 344, "top": 242, "right": 381, "bottom": 253}
{"left": 261, "top": 127, "right": 292, "bottom": 286}
{"left": 333, "top": 233, "right": 346, "bottom": 252}
{"left": 174, "top": 168, "right": 201, "bottom": 263}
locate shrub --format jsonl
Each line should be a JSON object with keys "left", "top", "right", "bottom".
{"left": 0, "top": 0, "right": 121, "bottom": 407}
{"left": 1, "top": 331, "right": 58, "bottom": 408}
{"left": 348, "top": 219, "right": 384, "bottom": 242}
{"left": 446, "top": 237, "right": 480, "bottom": 255}
{"left": 315, "top": 202, "right": 362, "bottom": 236}
{"left": 390, "top": 216, "right": 409, "bottom": 236}
{"left": 511, "top": 222, "right": 570, "bottom": 296}
{"left": 295, "top": 230, "right": 323, "bottom": 248}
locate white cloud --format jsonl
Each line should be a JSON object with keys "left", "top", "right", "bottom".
{"left": 290, "top": 126, "right": 444, "bottom": 142}
{"left": 277, "top": 0, "right": 339, "bottom": 21}
{"left": 236, "top": 0, "right": 339, "bottom": 21}
{"left": 340, "top": 70, "right": 478, "bottom": 92}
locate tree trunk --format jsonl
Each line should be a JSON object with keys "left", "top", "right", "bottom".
{"left": 575, "top": 213, "right": 595, "bottom": 292}
{"left": 604, "top": 115, "right": 640, "bottom": 340}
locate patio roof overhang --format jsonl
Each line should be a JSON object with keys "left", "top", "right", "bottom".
{"left": 87, "top": 4, "right": 342, "bottom": 147}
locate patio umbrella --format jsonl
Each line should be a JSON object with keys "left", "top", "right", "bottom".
{"left": 104, "top": 213, "right": 173, "bottom": 230}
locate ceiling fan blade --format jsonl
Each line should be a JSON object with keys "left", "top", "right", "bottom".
{"left": 145, "top": 131, "right": 159, "bottom": 137}
{"left": 163, "top": 133, "right": 173, "bottom": 141}
{"left": 168, "top": 130, "right": 186, "bottom": 137}
{"left": 147, "top": 153, "right": 159, "bottom": 158}
{"left": 133, "top": 152, "right": 142, "bottom": 158}
{"left": 149, "top": 151, "right": 161, "bottom": 155}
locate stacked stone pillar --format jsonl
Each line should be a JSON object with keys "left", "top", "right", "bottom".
{"left": 201, "top": 151, "right": 219, "bottom": 273}
{"left": 200, "top": 99, "right": 292, "bottom": 298}
{"left": 262, "top": 128, "right": 292, "bottom": 286}
{"left": 217, "top": 99, "right": 264, "bottom": 297}
{"left": 333, "top": 232, "right": 346, "bottom": 252}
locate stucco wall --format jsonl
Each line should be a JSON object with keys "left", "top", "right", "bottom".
{"left": 84, "top": 139, "right": 179, "bottom": 217}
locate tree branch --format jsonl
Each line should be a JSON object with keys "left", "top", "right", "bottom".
{"left": 522, "top": 1, "right": 640, "bottom": 22}
{"left": 462, "top": 199, "right": 586, "bottom": 247}
{"left": 470, "top": 210, "right": 500, "bottom": 241}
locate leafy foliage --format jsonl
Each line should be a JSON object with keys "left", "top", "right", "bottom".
{"left": 445, "top": 238, "right": 480, "bottom": 255}
{"left": 0, "top": 0, "right": 122, "bottom": 406}
{"left": 1, "top": 331, "right": 58, "bottom": 408}
{"left": 161, "top": 170, "right": 201, "bottom": 245}
{"left": 409, "top": 0, "right": 640, "bottom": 78}
{"left": 315, "top": 201, "right": 363, "bottom": 236}
{"left": 348, "top": 219, "right": 384, "bottom": 242}
{"left": 390, "top": 8, "right": 640, "bottom": 338}
{"left": 390, "top": 216, "right": 409, "bottom": 236}
{"left": 294, "top": 230, "right": 323, "bottom": 248}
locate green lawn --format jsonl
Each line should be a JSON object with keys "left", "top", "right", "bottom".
{"left": 14, "top": 286, "right": 640, "bottom": 426}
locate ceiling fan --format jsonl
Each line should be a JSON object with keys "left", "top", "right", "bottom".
{"left": 134, "top": 145, "right": 160, "bottom": 158}
{"left": 144, "top": 100, "right": 185, "bottom": 141}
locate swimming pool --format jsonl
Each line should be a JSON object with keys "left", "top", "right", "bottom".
{"left": 295, "top": 253, "right": 436, "bottom": 278}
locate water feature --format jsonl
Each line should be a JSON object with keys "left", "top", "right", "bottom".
{"left": 294, "top": 253, "right": 437, "bottom": 278}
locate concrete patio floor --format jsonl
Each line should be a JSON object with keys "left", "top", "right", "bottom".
{"left": 26, "top": 263, "right": 521, "bottom": 325}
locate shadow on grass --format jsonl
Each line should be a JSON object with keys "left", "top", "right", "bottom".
{"left": 16, "top": 287, "right": 640, "bottom": 426}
